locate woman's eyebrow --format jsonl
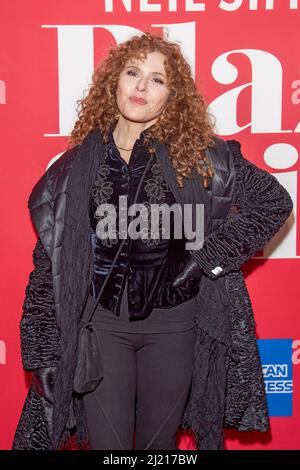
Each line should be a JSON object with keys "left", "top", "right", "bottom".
{"left": 125, "top": 65, "right": 166, "bottom": 78}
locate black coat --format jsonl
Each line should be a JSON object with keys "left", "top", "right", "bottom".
{"left": 12, "top": 129, "right": 293, "bottom": 450}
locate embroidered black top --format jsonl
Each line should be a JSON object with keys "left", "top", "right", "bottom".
{"left": 89, "top": 125, "right": 200, "bottom": 323}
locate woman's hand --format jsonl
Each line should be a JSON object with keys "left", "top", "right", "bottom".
{"left": 172, "top": 258, "right": 204, "bottom": 288}
{"left": 31, "top": 366, "right": 58, "bottom": 404}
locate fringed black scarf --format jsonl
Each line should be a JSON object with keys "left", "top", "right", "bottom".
{"left": 51, "top": 129, "right": 105, "bottom": 449}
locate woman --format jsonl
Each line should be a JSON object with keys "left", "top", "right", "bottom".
{"left": 12, "top": 32, "right": 293, "bottom": 451}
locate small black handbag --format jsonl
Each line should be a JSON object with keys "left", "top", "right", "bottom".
{"left": 73, "top": 293, "right": 104, "bottom": 394}
{"left": 73, "top": 238, "right": 127, "bottom": 395}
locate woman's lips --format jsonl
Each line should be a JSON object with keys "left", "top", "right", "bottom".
{"left": 130, "top": 96, "right": 147, "bottom": 105}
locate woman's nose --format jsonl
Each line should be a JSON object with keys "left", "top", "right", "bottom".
{"left": 136, "top": 78, "right": 147, "bottom": 91}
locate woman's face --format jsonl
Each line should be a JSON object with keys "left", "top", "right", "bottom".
{"left": 115, "top": 50, "right": 171, "bottom": 126}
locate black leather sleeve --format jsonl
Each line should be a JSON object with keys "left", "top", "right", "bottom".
{"left": 190, "top": 140, "right": 294, "bottom": 279}
{"left": 19, "top": 238, "right": 60, "bottom": 371}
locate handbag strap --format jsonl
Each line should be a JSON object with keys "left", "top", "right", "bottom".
{"left": 82, "top": 151, "right": 154, "bottom": 324}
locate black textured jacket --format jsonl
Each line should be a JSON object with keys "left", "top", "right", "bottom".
{"left": 12, "top": 129, "right": 293, "bottom": 450}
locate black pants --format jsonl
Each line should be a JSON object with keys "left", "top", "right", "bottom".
{"left": 82, "top": 283, "right": 197, "bottom": 450}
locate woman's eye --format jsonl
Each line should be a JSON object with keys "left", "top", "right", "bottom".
{"left": 153, "top": 78, "right": 164, "bottom": 85}
{"left": 126, "top": 70, "right": 164, "bottom": 85}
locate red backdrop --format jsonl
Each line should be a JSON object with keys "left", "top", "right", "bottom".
{"left": 1, "top": 0, "right": 299, "bottom": 450}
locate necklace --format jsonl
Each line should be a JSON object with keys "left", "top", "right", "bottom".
{"left": 113, "top": 130, "right": 134, "bottom": 151}
{"left": 116, "top": 145, "right": 133, "bottom": 151}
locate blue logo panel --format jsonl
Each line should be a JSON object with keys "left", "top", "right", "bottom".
{"left": 257, "top": 339, "right": 293, "bottom": 417}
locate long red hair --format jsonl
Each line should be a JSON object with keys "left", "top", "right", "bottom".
{"left": 67, "top": 31, "right": 216, "bottom": 189}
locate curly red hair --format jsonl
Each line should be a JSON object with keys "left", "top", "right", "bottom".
{"left": 67, "top": 31, "right": 216, "bottom": 189}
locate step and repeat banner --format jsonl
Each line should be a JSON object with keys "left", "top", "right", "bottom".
{"left": 0, "top": 0, "right": 299, "bottom": 450}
